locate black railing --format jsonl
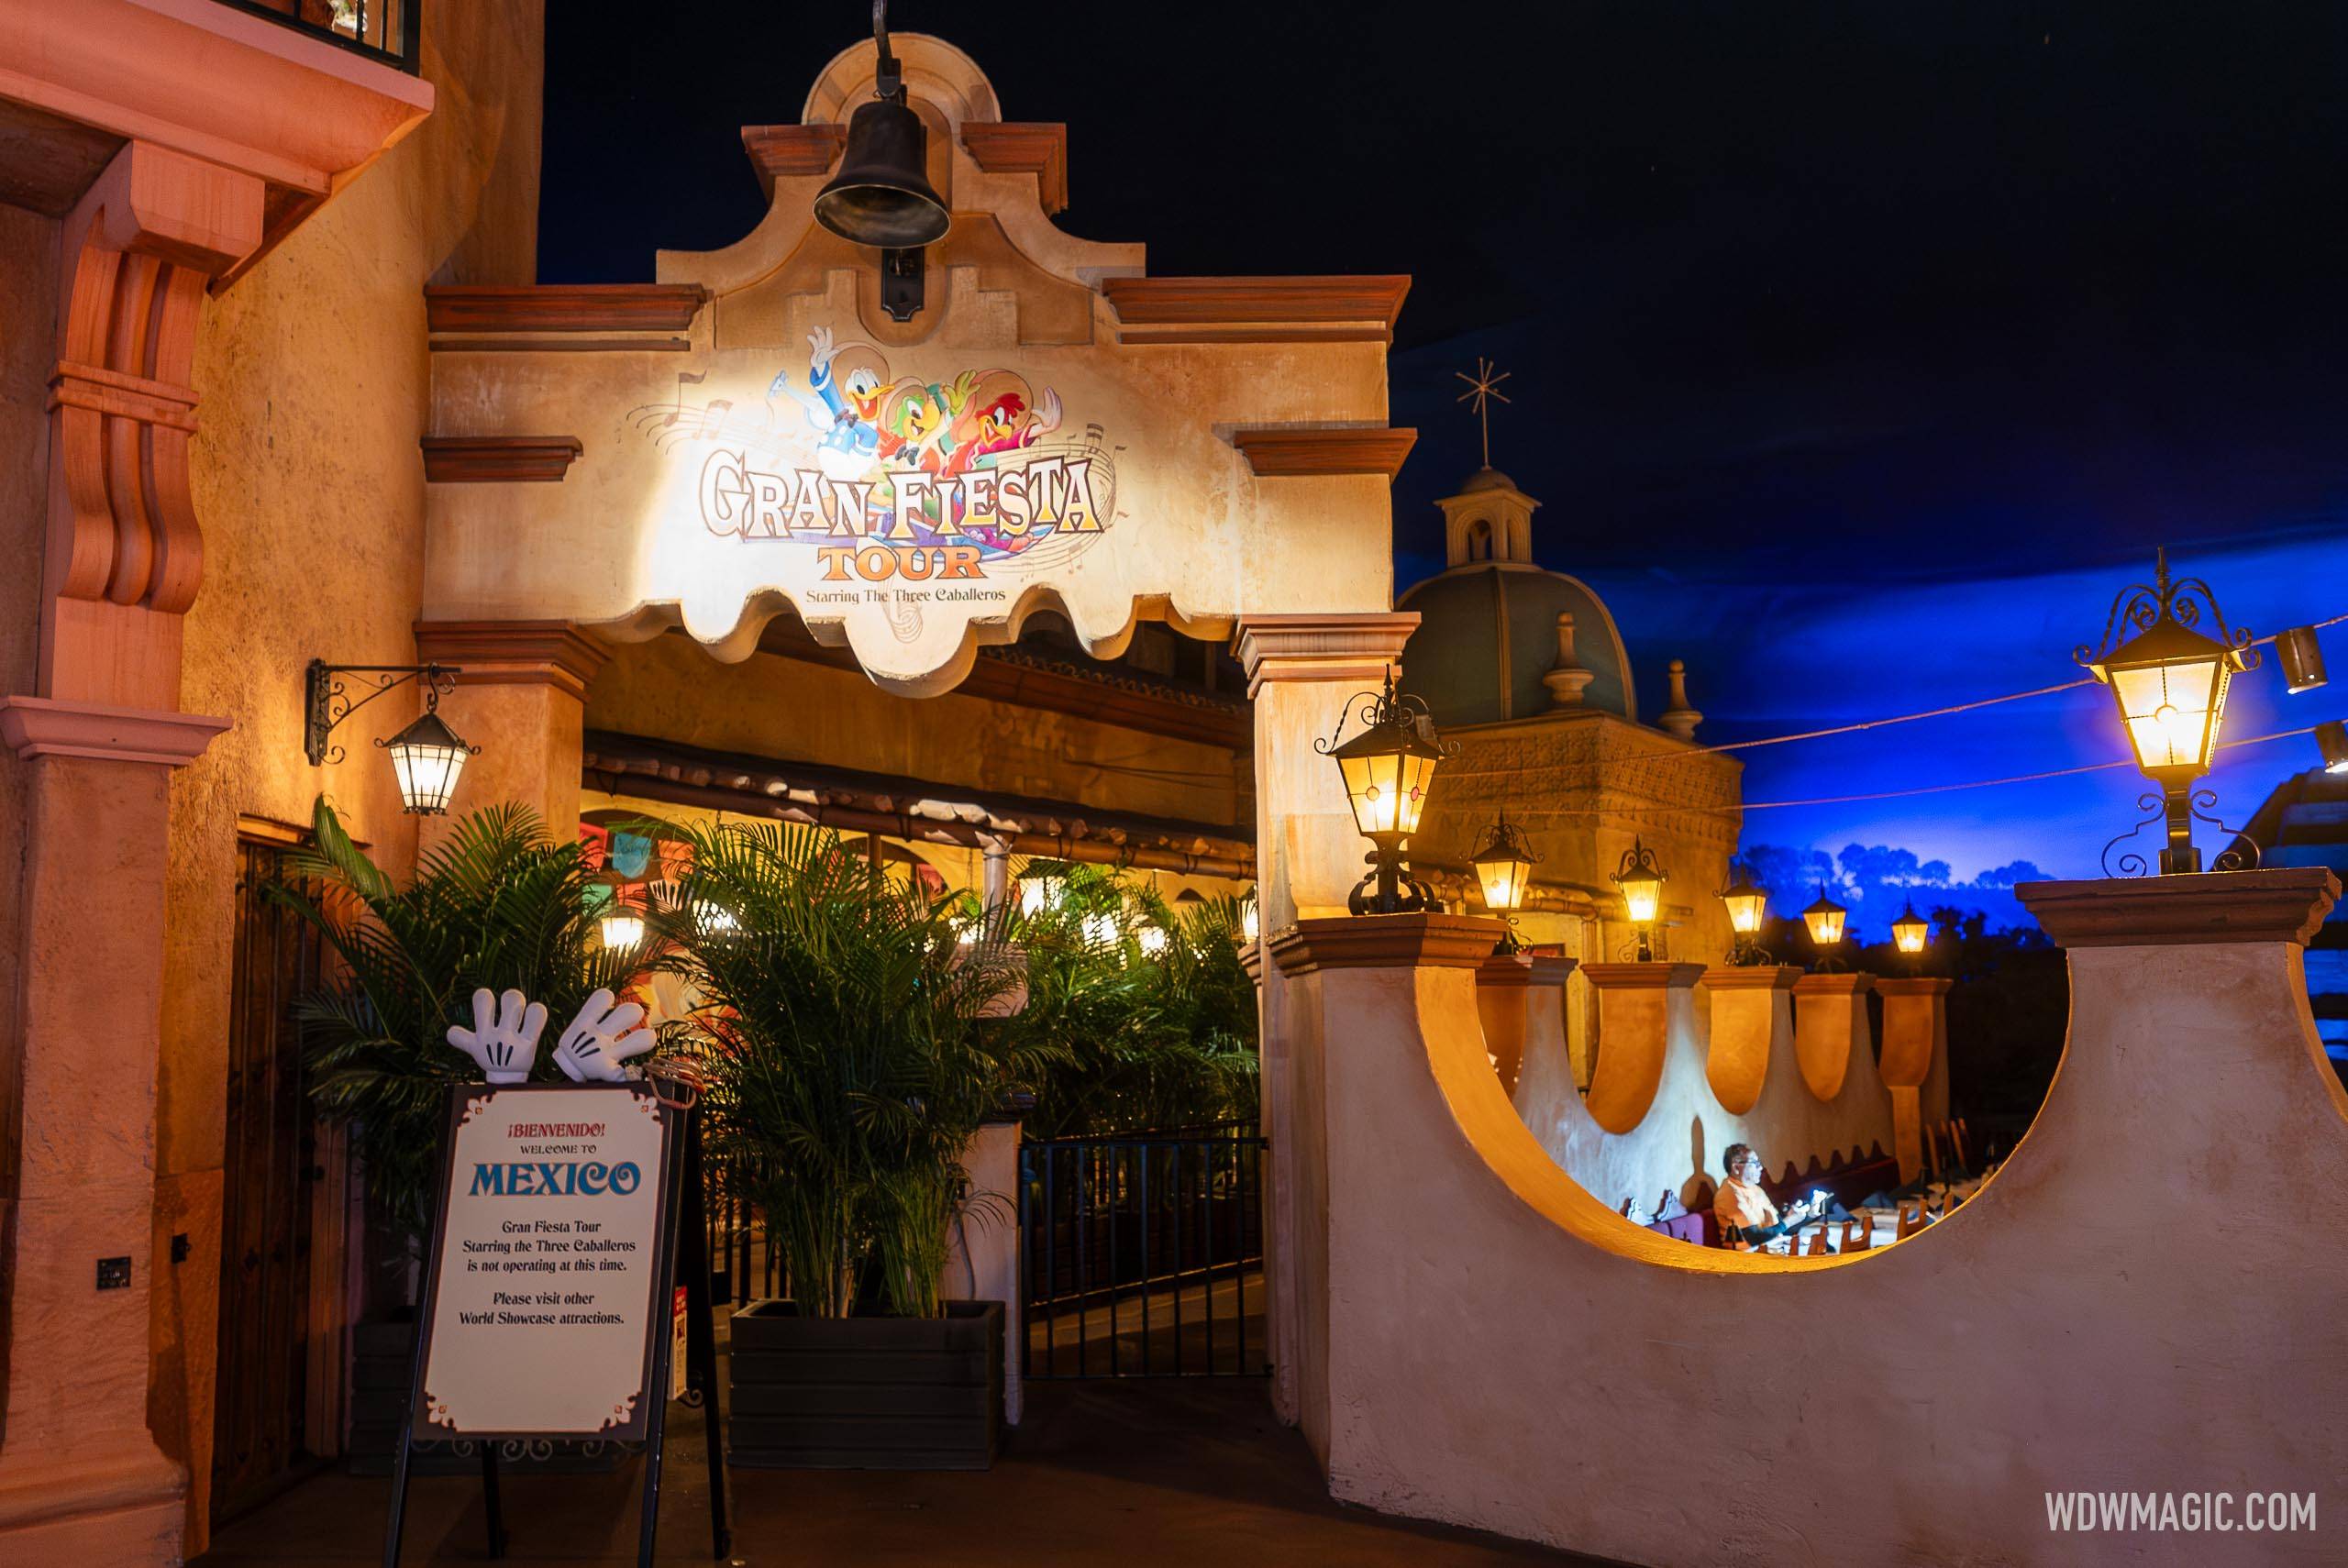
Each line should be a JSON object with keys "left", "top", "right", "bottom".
{"left": 1019, "top": 1123, "right": 1268, "bottom": 1379}
{"left": 214, "top": 0, "right": 422, "bottom": 74}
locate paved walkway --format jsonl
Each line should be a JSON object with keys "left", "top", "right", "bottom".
{"left": 196, "top": 1379, "right": 1608, "bottom": 1566}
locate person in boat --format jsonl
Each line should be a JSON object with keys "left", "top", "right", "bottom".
{"left": 1714, "top": 1144, "right": 1824, "bottom": 1250}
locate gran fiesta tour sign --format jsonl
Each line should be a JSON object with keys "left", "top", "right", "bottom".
{"left": 632, "top": 327, "right": 1124, "bottom": 676}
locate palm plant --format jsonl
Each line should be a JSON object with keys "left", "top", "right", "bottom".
{"left": 651, "top": 821, "right": 1043, "bottom": 1319}
{"left": 274, "top": 796, "right": 634, "bottom": 1253}
{"left": 1007, "top": 866, "right": 1260, "bottom": 1138}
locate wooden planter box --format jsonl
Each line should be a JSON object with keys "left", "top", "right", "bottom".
{"left": 728, "top": 1299, "right": 1002, "bottom": 1470}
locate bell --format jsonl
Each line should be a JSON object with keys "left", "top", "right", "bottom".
{"left": 814, "top": 94, "right": 948, "bottom": 249}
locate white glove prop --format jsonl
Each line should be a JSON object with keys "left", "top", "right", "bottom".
{"left": 552, "top": 988, "right": 656, "bottom": 1083}
{"left": 447, "top": 988, "right": 548, "bottom": 1085}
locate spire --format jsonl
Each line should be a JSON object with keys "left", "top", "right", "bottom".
{"left": 1657, "top": 658, "right": 1703, "bottom": 740}
{"left": 1543, "top": 613, "right": 1595, "bottom": 709}
{"left": 1437, "top": 362, "right": 1538, "bottom": 568}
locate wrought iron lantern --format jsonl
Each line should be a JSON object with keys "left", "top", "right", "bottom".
{"left": 1717, "top": 859, "right": 1770, "bottom": 965}
{"left": 1469, "top": 812, "right": 1537, "bottom": 954}
{"left": 813, "top": 0, "right": 949, "bottom": 321}
{"left": 1892, "top": 900, "right": 1930, "bottom": 958}
{"left": 305, "top": 659, "right": 480, "bottom": 815}
{"left": 597, "top": 882, "right": 647, "bottom": 953}
{"left": 1016, "top": 864, "right": 1066, "bottom": 917}
{"left": 1318, "top": 671, "right": 1452, "bottom": 915}
{"left": 1611, "top": 839, "right": 1669, "bottom": 961}
{"left": 2318, "top": 720, "right": 2348, "bottom": 776}
{"left": 1801, "top": 885, "right": 1848, "bottom": 970}
{"left": 2076, "top": 548, "right": 2257, "bottom": 874}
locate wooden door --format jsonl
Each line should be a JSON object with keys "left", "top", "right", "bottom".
{"left": 211, "top": 839, "right": 327, "bottom": 1521}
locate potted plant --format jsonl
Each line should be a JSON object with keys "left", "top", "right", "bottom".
{"left": 275, "top": 796, "right": 634, "bottom": 1470}
{"left": 655, "top": 821, "right": 1044, "bottom": 1470}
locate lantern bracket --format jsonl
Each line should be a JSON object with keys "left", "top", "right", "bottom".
{"left": 2073, "top": 546, "right": 2259, "bottom": 677}
{"left": 304, "top": 660, "right": 464, "bottom": 767}
{"left": 2100, "top": 788, "right": 2262, "bottom": 878}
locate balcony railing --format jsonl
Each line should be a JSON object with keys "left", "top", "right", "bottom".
{"left": 214, "top": 0, "right": 421, "bottom": 74}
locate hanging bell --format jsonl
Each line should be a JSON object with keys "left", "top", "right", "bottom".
{"left": 814, "top": 93, "right": 949, "bottom": 250}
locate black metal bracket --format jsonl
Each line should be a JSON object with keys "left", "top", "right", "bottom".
{"left": 880, "top": 245, "right": 925, "bottom": 323}
{"left": 304, "top": 660, "right": 460, "bottom": 767}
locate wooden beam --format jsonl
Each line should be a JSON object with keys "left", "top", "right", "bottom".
{"left": 960, "top": 122, "right": 1068, "bottom": 213}
{"left": 1232, "top": 426, "right": 1418, "bottom": 480}
{"left": 419, "top": 436, "right": 582, "bottom": 483}
{"left": 424, "top": 284, "right": 708, "bottom": 334}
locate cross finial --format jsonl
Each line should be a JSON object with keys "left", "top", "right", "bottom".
{"left": 1454, "top": 357, "right": 1512, "bottom": 469}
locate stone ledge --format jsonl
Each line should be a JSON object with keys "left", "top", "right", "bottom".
{"left": 1232, "top": 611, "right": 1419, "bottom": 697}
{"left": 1874, "top": 977, "right": 1955, "bottom": 998}
{"left": 413, "top": 622, "right": 613, "bottom": 701}
{"left": 0, "top": 696, "right": 227, "bottom": 767}
{"left": 1580, "top": 961, "right": 1706, "bottom": 990}
{"left": 1700, "top": 965, "right": 1802, "bottom": 991}
{"left": 2017, "top": 868, "right": 2340, "bottom": 948}
{"left": 1269, "top": 913, "right": 1503, "bottom": 976}
{"left": 1792, "top": 972, "right": 1875, "bottom": 996}
{"left": 1475, "top": 952, "right": 1578, "bottom": 988}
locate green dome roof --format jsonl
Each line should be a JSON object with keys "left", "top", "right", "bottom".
{"left": 1397, "top": 565, "right": 1636, "bottom": 727}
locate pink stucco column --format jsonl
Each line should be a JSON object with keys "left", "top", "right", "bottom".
{"left": 1700, "top": 965, "right": 1800, "bottom": 1116}
{"left": 0, "top": 702, "right": 227, "bottom": 1560}
{"left": 1234, "top": 612, "right": 1418, "bottom": 1430}
{"left": 1474, "top": 951, "right": 1575, "bottom": 1096}
{"left": 1268, "top": 912, "right": 1504, "bottom": 1463}
{"left": 412, "top": 622, "right": 609, "bottom": 838}
{"left": 1577, "top": 962, "right": 1705, "bottom": 1134}
{"left": 1877, "top": 976, "right": 1953, "bottom": 1182}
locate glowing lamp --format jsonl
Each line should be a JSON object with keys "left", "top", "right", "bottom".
{"left": 1468, "top": 814, "right": 1536, "bottom": 913}
{"left": 1137, "top": 923, "right": 1169, "bottom": 957}
{"left": 1317, "top": 672, "right": 1452, "bottom": 914}
{"left": 600, "top": 906, "right": 646, "bottom": 952}
{"left": 2318, "top": 720, "right": 2348, "bottom": 776}
{"left": 1801, "top": 886, "right": 1847, "bottom": 948}
{"left": 382, "top": 708, "right": 475, "bottom": 816}
{"left": 1719, "top": 863, "right": 1767, "bottom": 936}
{"left": 1892, "top": 900, "right": 1930, "bottom": 956}
{"left": 2077, "top": 549, "right": 2256, "bottom": 873}
{"left": 1017, "top": 867, "right": 1065, "bottom": 917}
{"left": 1611, "top": 839, "right": 1670, "bottom": 961}
{"left": 1241, "top": 901, "right": 1260, "bottom": 944}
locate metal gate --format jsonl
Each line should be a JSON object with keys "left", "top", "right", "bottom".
{"left": 1018, "top": 1124, "right": 1268, "bottom": 1379}
{"left": 213, "top": 839, "right": 327, "bottom": 1521}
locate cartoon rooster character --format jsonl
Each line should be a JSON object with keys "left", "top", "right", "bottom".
{"left": 939, "top": 369, "right": 1063, "bottom": 479}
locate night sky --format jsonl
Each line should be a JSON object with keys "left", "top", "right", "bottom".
{"left": 539, "top": 2, "right": 2348, "bottom": 925}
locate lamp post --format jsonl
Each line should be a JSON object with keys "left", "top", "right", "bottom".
{"left": 1718, "top": 858, "right": 1770, "bottom": 965}
{"left": 1611, "top": 839, "right": 1668, "bottom": 962}
{"left": 1802, "top": 884, "right": 1848, "bottom": 973}
{"left": 1469, "top": 812, "right": 1537, "bottom": 955}
{"left": 1318, "top": 671, "right": 1452, "bottom": 915}
{"left": 2076, "top": 548, "right": 2257, "bottom": 874}
{"left": 1891, "top": 900, "right": 1930, "bottom": 970}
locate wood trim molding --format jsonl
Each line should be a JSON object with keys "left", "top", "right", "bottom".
{"left": 1700, "top": 966, "right": 1803, "bottom": 991}
{"left": 1101, "top": 275, "right": 1411, "bottom": 344}
{"left": 961, "top": 122, "right": 1068, "bottom": 213}
{"left": 1476, "top": 952, "right": 1578, "bottom": 988}
{"left": 1269, "top": 913, "right": 1505, "bottom": 976}
{"left": 419, "top": 436, "right": 582, "bottom": 483}
{"left": 0, "top": 695, "right": 227, "bottom": 767}
{"left": 2016, "top": 870, "right": 2341, "bottom": 948}
{"left": 423, "top": 285, "right": 709, "bottom": 335}
{"left": 1232, "top": 426, "right": 1417, "bottom": 480}
{"left": 1233, "top": 611, "right": 1420, "bottom": 697}
{"left": 1791, "top": 973, "right": 1876, "bottom": 997}
{"left": 413, "top": 622, "right": 613, "bottom": 701}
{"left": 741, "top": 124, "right": 847, "bottom": 193}
{"left": 1580, "top": 962, "right": 1708, "bottom": 990}
{"left": 1873, "top": 977, "right": 1955, "bottom": 998}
